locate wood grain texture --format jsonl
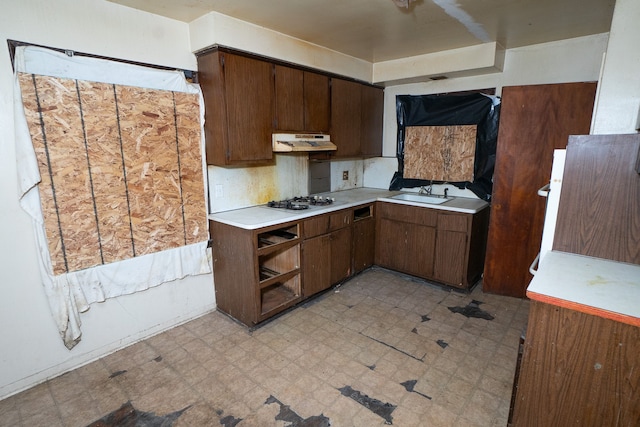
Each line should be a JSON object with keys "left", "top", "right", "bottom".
{"left": 513, "top": 301, "right": 640, "bottom": 426}
{"left": 483, "top": 82, "right": 597, "bottom": 297}
{"left": 360, "top": 85, "right": 384, "bottom": 157}
{"left": 553, "top": 134, "right": 640, "bottom": 264}
{"left": 404, "top": 125, "right": 476, "bottom": 182}
{"left": 303, "top": 71, "right": 330, "bottom": 132}
{"left": 78, "top": 80, "right": 133, "bottom": 264}
{"left": 20, "top": 73, "right": 206, "bottom": 274}
{"left": 331, "top": 78, "right": 362, "bottom": 158}
{"left": 275, "top": 65, "right": 304, "bottom": 131}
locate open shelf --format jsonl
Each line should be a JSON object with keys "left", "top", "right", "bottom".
{"left": 258, "top": 224, "right": 299, "bottom": 249}
{"left": 260, "top": 275, "right": 301, "bottom": 317}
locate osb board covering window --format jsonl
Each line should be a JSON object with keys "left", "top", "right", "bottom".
{"left": 19, "top": 73, "right": 207, "bottom": 275}
{"left": 404, "top": 125, "right": 477, "bottom": 182}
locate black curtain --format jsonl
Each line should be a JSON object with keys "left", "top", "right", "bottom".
{"left": 389, "top": 93, "right": 500, "bottom": 201}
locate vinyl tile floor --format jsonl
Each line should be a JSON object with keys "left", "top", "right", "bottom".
{"left": 0, "top": 267, "right": 529, "bottom": 427}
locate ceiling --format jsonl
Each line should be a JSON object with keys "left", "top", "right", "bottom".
{"left": 108, "top": 0, "right": 616, "bottom": 63}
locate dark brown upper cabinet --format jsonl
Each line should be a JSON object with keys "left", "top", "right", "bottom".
{"left": 197, "top": 50, "right": 275, "bottom": 165}
{"left": 331, "top": 78, "right": 383, "bottom": 159}
{"left": 274, "top": 66, "right": 330, "bottom": 133}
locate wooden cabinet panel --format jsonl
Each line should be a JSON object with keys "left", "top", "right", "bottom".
{"left": 513, "top": 301, "right": 640, "bottom": 426}
{"left": 483, "top": 82, "right": 597, "bottom": 297}
{"left": 275, "top": 65, "right": 304, "bottom": 131}
{"left": 303, "top": 215, "right": 330, "bottom": 239}
{"left": 433, "top": 230, "right": 466, "bottom": 287}
{"left": 329, "top": 210, "right": 352, "bottom": 231}
{"left": 376, "top": 218, "right": 409, "bottom": 271}
{"left": 353, "top": 216, "right": 375, "bottom": 274}
{"left": 404, "top": 223, "right": 436, "bottom": 279}
{"left": 304, "top": 72, "right": 330, "bottom": 132}
{"left": 552, "top": 134, "right": 640, "bottom": 265}
{"left": 361, "top": 84, "right": 384, "bottom": 157}
{"left": 302, "top": 234, "right": 331, "bottom": 297}
{"left": 330, "top": 78, "right": 383, "bottom": 159}
{"left": 275, "top": 67, "right": 330, "bottom": 132}
{"left": 331, "top": 78, "right": 362, "bottom": 158}
{"left": 377, "top": 202, "right": 437, "bottom": 226}
{"left": 330, "top": 226, "right": 353, "bottom": 284}
{"left": 375, "top": 202, "right": 488, "bottom": 289}
{"left": 197, "top": 50, "right": 275, "bottom": 165}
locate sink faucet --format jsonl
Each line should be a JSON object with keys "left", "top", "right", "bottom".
{"left": 444, "top": 188, "right": 448, "bottom": 198}
{"left": 419, "top": 183, "right": 433, "bottom": 195}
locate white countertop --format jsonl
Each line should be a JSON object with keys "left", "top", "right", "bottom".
{"left": 209, "top": 187, "right": 489, "bottom": 230}
{"left": 527, "top": 251, "right": 640, "bottom": 326}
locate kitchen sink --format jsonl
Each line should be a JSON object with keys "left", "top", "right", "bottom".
{"left": 391, "top": 193, "right": 450, "bottom": 205}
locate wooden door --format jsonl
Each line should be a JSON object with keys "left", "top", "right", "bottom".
{"left": 275, "top": 65, "right": 304, "bottom": 131}
{"left": 331, "top": 78, "right": 362, "bottom": 158}
{"left": 223, "top": 53, "right": 274, "bottom": 163}
{"left": 361, "top": 84, "right": 384, "bottom": 157}
{"left": 483, "top": 82, "right": 597, "bottom": 297}
{"left": 304, "top": 72, "right": 330, "bottom": 132}
{"left": 302, "top": 234, "right": 330, "bottom": 297}
{"left": 330, "top": 227, "right": 353, "bottom": 285}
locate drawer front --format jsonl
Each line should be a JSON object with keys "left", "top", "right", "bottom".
{"left": 377, "top": 202, "right": 437, "bottom": 227}
{"left": 303, "top": 215, "right": 329, "bottom": 238}
{"left": 437, "top": 212, "right": 469, "bottom": 232}
{"left": 329, "top": 209, "right": 352, "bottom": 231}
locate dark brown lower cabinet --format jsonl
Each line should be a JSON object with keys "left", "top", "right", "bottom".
{"left": 375, "top": 202, "right": 489, "bottom": 289}
{"left": 352, "top": 206, "right": 376, "bottom": 274}
{"left": 512, "top": 301, "right": 640, "bottom": 426}
{"left": 301, "top": 234, "right": 331, "bottom": 298}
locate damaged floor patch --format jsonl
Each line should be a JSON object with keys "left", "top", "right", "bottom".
{"left": 265, "top": 395, "right": 330, "bottom": 427}
{"left": 400, "top": 380, "right": 432, "bottom": 400}
{"left": 448, "top": 299, "right": 495, "bottom": 320}
{"left": 87, "top": 401, "right": 189, "bottom": 426}
{"left": 338, "top": 385, "right": 396, "bottom": 424}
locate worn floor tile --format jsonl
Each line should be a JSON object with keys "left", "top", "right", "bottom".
{"left": 1, "top": 267, "right": 528, "bottom": 426}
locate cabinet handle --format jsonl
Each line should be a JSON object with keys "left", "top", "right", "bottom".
{"left": 529, "top": 252, "right": 540, "bottom": 276}
{"left": 537, "top": 183, "right": 550, "bottom": 198}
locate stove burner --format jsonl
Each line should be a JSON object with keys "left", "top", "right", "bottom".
{"left": 267, "top": 196, "right": 335, "bottom": 210}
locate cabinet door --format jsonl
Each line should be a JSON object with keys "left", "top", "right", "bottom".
{"left": 275, "top": 65, "right": 304, "bottom": 131}
{"left": 376, "top": 218, "right": 407, "bottom": 271}
{"left": 331, "top": 78, "right": 361, "bottom": 158}
{"left": 330, "top": 226, "right": 353, "bottom": 285}
{"left": 361, "top": 84, "right": 383, "bottom": 157}
{"left": 302, "top": 234, "right": 331, "bottom": 297}
{"left": 433, "top": 230, "right": 467, "bottom": 287}
{"left": 353, "top": 217, "right": 375, "bottom": 274}
{"left": 404, "top": 223, "right": 436, "bottom": 279}
{"left": 223, "top": 53, "right": 274, "bottom": 163}
{"left": 304, "top": 72, "right": 330, "bottom": 132}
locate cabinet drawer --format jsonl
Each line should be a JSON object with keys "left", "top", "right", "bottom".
{"left": 303, "top": 215, "right": 330, "bottom": 239}
{"left": 329, "top": 210, "right": 352, "bottom": 231}
{"left": 377, "top": 202, "right": 437, "bottom": 227}
{"left": 437, "top": 213, "right": 469, "bottom": 232}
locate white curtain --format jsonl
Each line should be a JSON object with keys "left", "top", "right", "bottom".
{"left": 13, "top": 46, "right": 211, "bottom": 349}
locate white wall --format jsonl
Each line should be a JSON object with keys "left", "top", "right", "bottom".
{"left": 0, "top": 0, "right": 214, "bottom": 398}
{"left": 592, "top": 0, "right": 640, "bottom": 133}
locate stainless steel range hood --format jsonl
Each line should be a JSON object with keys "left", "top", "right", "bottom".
{"left": 272, "top": 133, "right": 337, "bottom": 152}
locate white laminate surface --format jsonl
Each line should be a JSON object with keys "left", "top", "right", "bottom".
{"left": 208, "top": 187, "right": 489, "bottom": 229}
{"left": 527, "top": 251, "right": 640, "bottom": 320}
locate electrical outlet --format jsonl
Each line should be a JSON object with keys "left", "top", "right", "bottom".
{"left": 215, "top": 184, "right": 223, "bottom": 198}
{"left": 342, "top": 171, "right": 349, "bottom": 180}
